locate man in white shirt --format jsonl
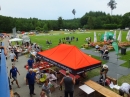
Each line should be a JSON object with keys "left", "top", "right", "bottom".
{"left": 10, "top": 51, "right": 16, "bottom": 65}
{"left": 119, "top": 83, "right": 130, "bottom": 97}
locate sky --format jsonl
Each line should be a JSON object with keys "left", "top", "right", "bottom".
{"left": 0, "top": 0, "right": 130, "bottom": 20}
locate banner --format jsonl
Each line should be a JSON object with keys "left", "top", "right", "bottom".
{"left": 117, "top": 31, "right": 122, "bottom": 42}
{"left": 126, "top": 30, "right": 130, "bottom": 41}
{"left": 112, "top": 42, "right": 119, "bottom": 54}
{"left": 94, "top": 32, "right": 97, "bottom": 43}
{"left": 12, "top": 27, "right": 16, "bottom": 38}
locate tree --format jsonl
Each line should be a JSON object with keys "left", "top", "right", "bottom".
{"left": 72, "top": 9, "right": 76, "bottom": 19}
{"left": 122, "top": 12, "right": 130, "bottom": 28}
{"left": 107, "top": 0, "right": 117, "bottom": 15}
{"left": 57, "top": 17, "right": 63, "bottom": 29}
{"left": 87, "top": 17, "right": 94, "bottom": 29}
{"left": 43, "top": 24, "right": 48, "bottom": 33}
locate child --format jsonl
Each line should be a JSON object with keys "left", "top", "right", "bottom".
{"left": 40, "top": 89, "right": 47, "bottom": 97}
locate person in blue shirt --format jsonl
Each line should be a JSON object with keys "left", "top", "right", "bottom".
{"left": 10, "top": 65, "right": 20, "bottom": 88}
{"left": 26, "top": 68, "right": 36, "bottom": 97}
{"left": 28, "top": 57, "right": 34, "bottom": 69}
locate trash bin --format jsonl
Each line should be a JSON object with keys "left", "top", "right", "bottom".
{"left": 121, "top": 47, "right": 127, "bottom": 55}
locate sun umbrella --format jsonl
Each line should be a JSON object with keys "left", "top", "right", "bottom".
{"left": 104, "top": 31, "right": 107, "bottom": 41}
{"left": 9, "top": 38, "right": 23, "bottom": 42}
{"left": 94, "top": 32, "right": 97, "bottom": 43}
{"left": 117, "top": 31, "right": 122, "bottom": 42}
{"left": 126, "top": 30, "right": 130, "bottom": 41}
{"left": 113, "top": 31, "right": 116, "bottom": 40}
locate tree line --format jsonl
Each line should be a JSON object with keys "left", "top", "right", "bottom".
{"left": 0, "top": 11, "right": 130, "bottom": 33}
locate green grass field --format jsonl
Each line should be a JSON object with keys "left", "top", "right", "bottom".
{"left": 30, "top": 30, "right": 128, "bottom": 50}
{"left": 120, "top": 51, "right": 130, "bottom": 68}
{"left": 29, "top": 30, "right": 130, "bottom": 88}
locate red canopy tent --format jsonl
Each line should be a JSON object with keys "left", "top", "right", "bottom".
{"left": 37, "top": 44, "right": 101, "bottom": 75}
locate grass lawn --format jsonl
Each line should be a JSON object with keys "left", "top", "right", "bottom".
{"left": 120, "top": 50, "right": 130, "bottom": 68}
{"left": 29, "top": 30, "right": 130, "bottom": 94}
{"left": 118, "top": 74, "right": 130, "bottom": 85}
{"left": 29, "top": 30, "right": 129, "bottom": 72}
{"left": 80, "top": 55, "right": 107, "bottom": 81}
{"left": 30, "top": 30, "right": 128, "bottom": 50}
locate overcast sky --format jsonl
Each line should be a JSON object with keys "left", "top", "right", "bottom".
{"left": 0, "top": 0, "right": 129, "bottom": 20}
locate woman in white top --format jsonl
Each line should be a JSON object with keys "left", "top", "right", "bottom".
{"left": 10, "top": 51, "right": 16, "bottom": 65}
{"left": 119, "top": 83, "right": 130, "bottom": 97}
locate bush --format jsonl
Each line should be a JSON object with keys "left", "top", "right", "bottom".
{"left": 102, "top": 24, "right": 117, "bottom": 29}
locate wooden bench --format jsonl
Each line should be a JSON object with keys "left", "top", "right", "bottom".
{"left": 106, "top": 76, "right": 117, "bottom": 85}
{"left": 85, "top": 80, "right": 122, "bottom": 97}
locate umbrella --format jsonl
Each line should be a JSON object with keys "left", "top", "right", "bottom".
{"left": 117, "top": 31, "right": 122, "bottom": 42}
{"left": 113, "top": 31, "right": 116, "bottom": 40}
{"left": 94, "top": 32, "right": 97, "bottom": 43}
{"left": 126, "top": 30, "right": 130, "bottom": 41}
{"left": 104, "top": 31, "right": 107, "bottom": 41}
{"left": 9, "top": 38, "right": 23, "bottom": 42}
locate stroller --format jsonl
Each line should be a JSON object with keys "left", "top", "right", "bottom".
{"left": 102, "top": 50, "right": 109, "bottom": 60}
{"left": 98, "top": 75, "right": 105, "bottom": 86}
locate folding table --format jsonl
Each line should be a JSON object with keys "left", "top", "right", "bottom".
{"left": 79, "top": 85, "right": 95, "bottom": 97}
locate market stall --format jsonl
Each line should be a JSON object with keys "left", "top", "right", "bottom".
{"left": 37, "top": 44, "right": 101, "bottom": 75}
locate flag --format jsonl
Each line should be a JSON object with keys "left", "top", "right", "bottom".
{"left": 12, "top": 27, "right": 16, "bottom": 38}
{"left": 104, "top": 31, "right": 107, "bottom": 41}
{"left": 94, "top": 32, "right": 97, "bottom": 43}
{"left": 126, "top": 30, "right": 130, "bottom": 41}
{"left": 117, "top": 31, "right": 122, "bottom": 42}
{"left": 0, "top": 6, "right": 1, "bottom": 10}
{"left": 112, "top": 42, "right": 119, "bottom": 54}
{"left": 113, "top": 31, "right": 116, "bottom": 40}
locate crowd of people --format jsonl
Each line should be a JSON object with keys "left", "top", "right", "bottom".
{"left": 1, "top": 34, "right": 130, "bottom": 97}
{"left": 5, "top": 38, "right": 75, "bottom": 97}
{"left": 58, "top": 36, "right": 78, "bottom": 45}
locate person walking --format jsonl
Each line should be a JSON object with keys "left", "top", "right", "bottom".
{"left": 10, "top": 65, "right": 20, "bottom": 88}
{"left": 27, "top": 57, "right": 34, "bottom": 69}
{"left": 9, "top": 51, "right": 16, "bottom": 65}
{"left": 60, "top": 71, "right": 75, "bottom": 97}
{"left": 26, "top": 68, "right": 36, "bottom": 97}
{"left": 42, "top": 79, "right": 51, "bottom": 97}
{"left": 14, "top": 48, "right": 19, "bottom": 62}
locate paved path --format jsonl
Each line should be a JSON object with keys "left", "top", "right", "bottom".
{"left": 3, "top": 38, "right": 82, "bottom": 97}
{"left": 81, "top": 48, "right": 130, "bottom": 82}
{"left": 3, "top": 36, "right": 130, "bottom": 97}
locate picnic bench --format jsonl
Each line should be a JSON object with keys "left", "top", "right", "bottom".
{"left": 106, "top": 76, "right": 117, "bottom": 85}
{"left": 85, "top": 80, "right": 122, "bottom": 97}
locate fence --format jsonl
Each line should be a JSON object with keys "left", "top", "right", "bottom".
{"left": 0, "top": 43, "right": 10, "bottom": 97}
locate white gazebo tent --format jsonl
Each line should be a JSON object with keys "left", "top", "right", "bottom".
{"left": 9, "top": 38, "right": 23, "bottom": 42}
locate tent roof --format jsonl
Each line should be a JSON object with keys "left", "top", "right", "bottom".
{"left": 38, "top": 44, "right": 101, "bottom": 74}
{"left": 9, "top": 38, "right": 23, "bottom": 42}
